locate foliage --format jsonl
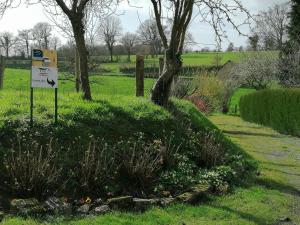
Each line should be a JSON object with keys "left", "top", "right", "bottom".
{"left": 239, "top": 89, "right": 300, "bottom": 136}
{"left": 231, "top": 53, "right": 278, "bottom": 90}
{"left": 277, "top": 52, "right": 300, "bottom": 88}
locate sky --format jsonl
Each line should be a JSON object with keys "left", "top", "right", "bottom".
{"left": 0, "top": 0, "right": 288, "bottom": 50}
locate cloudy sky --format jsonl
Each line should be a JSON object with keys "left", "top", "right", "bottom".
{"left": 0, "top": 0, "right": 288, "bottom": 50}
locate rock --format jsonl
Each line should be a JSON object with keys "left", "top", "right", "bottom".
{"left": 91, "top": 198, "right": 103, "bottom": 208}
{"left": 160, "top": 197, "right": 176, "bottom": 207}
{"left": 279, "top": 216, "right": 292, "bottom": 222}
{"left": 10, "top": 198, "right": 44, "bottom": 215}
{"left": 133, "top": 198, "right": 159, "bottom": 211}
{"left": 162, "top": 191, "right": 171, "bottom": 197}
{"left": 107, "top": 196, "right": 133, "bottom": 210}
{"left": 91, "top": 205, "right": 110, "bottom": 215}
{"left": 176, "top": 184, "right": 210, "bottom": 204}
{"left": 43, "top": 197, "right": 72, "bottom": 216}
{"left": 77, "top": 204, "right": 90, "bottom": 214}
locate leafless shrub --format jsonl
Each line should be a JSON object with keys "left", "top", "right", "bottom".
{"left": 74, "top": 139, "right": 116, "bottom": 194}
{"left": 3, "top": 140, "right": 61, "bottom": 197}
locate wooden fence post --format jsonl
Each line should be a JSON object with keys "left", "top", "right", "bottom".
{"left": 136, "top": 55, "right": 144, "bottom": 97}
{"left": 0, "top": 55, "right": 5, "bottom": 90}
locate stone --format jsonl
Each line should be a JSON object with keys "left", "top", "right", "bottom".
{"left": 177, "top": 184, "right": 210, "bottom": 204}
{"left": 107, "top": 196, "right": 133, "bottom": 210}
{"left": 160, "top": 197, "right": 176, "bottom": 207}
{"left": 77, "top": 204, "right": 90, "bottom": 214}
{"left": 43, "top": 197, "right": 72, "bottom": 216}
{"left": 133, "top": 198, "right": 159, "bottom": 211}
{"left": 91, "top": 205, "right": 110, "bottom": 215}
{"left": 10, "top": 198, "right": 44, "bottom": 215}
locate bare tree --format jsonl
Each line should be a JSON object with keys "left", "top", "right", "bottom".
{"left": 149, "top": 0, "right": 251, "bottom": 106}
{"left": 254, "top": 3, "right": 289, "bottom": 54}
{"left": 137, "top": 19, "right": 164, "bottom": 58}
{"left": 0, "top": 32, "right": 16, "bottom": 58}
{"left": 0, "top": 0, "right": 118, "bottom": 100}
{"left": 121, "top": 32, "right": 138, "bottom": 62}
{"left": 99, "top": 16, "right": 122, "bottom": 62}
{"left": 49, "top": 36, "right": 61, "bottom": 50}
{"left": 32, "top": 22, "right": 52, "bottom": 49}
{"left": 18, "top": 29, "right": 32, "bottom": 59}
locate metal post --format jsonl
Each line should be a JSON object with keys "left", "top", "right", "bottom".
{"left": 30, "top": 87, "right": 33, "bottom": 127}
{"left": 55, "top": 88, "right": 58, "bottom": 124}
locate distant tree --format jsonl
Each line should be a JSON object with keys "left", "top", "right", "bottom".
{"left": 254, "top": 3, "right": 289, "bottom": 54}
{"left": 49, "top": 36, "right": 61, "bottom": 50}
{"left": 18, "top": 29, "right": 32, "bottom": 59}
{"left": 32, "top": 22, "right": 52, "bottom": 49}
{"left": 0, "top": 32, "right": 16, "bottom": 58}
{"left": 238, "top": 46, "right": 244, "bottom": 52}
{"left": 121, "top": 32, "right": 138, "bottom": 62}
{"left": 227, "top": 42, "right": 234, "bottom": 52}
{"left": 99, "top": 16, "right": 122, "bottom": 62}
{"left": 137, "top": 19, "right": 165, "bottom": 58}
{"left": 248, "top": 34, "right": 259, "bottom": 51}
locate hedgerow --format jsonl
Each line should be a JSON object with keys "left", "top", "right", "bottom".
{"left": 239, "top": 89, "right": 300, "bottom": 136}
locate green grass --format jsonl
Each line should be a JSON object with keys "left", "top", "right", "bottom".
{"left": 228, "top": 88, "right": 256, "bottom": 114}
{"left": 0, "top": 69, "right": 298, "bottom": 224}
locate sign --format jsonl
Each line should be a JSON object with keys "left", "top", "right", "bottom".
{"left": 31, "top": 49, "right": 58, "bottom": 88}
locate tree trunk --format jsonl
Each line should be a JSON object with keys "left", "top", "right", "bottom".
{"left": 110, "top": 48, "right": 113, "bottom": 62}
{"left": 0, "top": 55, "right": 5, "bottom": 89}
{"left": 151, "top": 50, "right": 181, "bottom": 106}
{"left": 72, "top": 19, "right": 92, "bottom": 100}
{"left": 75, "top": 47, "right": 81, "bottom": 92}
{"left": 6, "top": 48, "right": 8, "bottom": 58}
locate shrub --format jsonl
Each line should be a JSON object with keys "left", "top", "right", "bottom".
{"left": 73, "top": 139, "right": 117, "bottom": 195}
{"left": 2, "top": 139, "right": 61, "bottom": 198}
{"left": 239, "top": 89, "right": 300, "bottom": 136}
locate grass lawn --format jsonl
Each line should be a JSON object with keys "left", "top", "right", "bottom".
{"left": 0, "top": 69, "right": 298, "bottom": 224}
{"left": 228, "top": 88, "right": 256, "bottom": 114}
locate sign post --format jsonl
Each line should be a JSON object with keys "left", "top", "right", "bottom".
{"left": 30, "top": 49, "right": 58, "bottom": 126}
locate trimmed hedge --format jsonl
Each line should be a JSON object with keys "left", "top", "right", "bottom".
{"left": 239, "top": 89, "right": 300, "bottom": 136}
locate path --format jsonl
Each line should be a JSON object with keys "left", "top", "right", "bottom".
{"left": 210, "top": 115, "right": 300, "bottom": 224}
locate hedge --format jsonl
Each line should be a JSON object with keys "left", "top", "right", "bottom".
{"left": 239, "top": 89, "right": 300, "bottom": 137}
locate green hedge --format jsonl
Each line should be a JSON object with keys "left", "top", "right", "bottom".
{"left": 239, "top": 89, "right": 300, "bottom": 136}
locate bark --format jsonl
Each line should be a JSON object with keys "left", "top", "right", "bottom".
{"left": 72, "top": 17, "right": 92, "bottom": 100}
{"left": 0, "top": 55, "right": 5, "bottom": 89}
{"left": 75, "top": 47, "right": 81, "bottom": 92}
{"left": 151, "top": 50, "right": 182, "bottom": 106}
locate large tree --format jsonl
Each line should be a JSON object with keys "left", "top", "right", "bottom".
{"left": 149, "top": 0, "right": 251, "bottom": 106}
{"left": 254, "top": 3, "right": 289, "bottom": 54}
{"left": 288, "top": 0, "right": 300, "bottom": 46}
{"left": 0, "top": 0, "right": 118, "bottom": 100}
{"left": 18, "top": 29, "right": 32, "bottom": 59}
{"left": 99, "top": 16, "right": 122, "bottom": 62}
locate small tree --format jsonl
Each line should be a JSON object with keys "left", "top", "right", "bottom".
{"left": 99, "top": 16, "right": 122, "bottom": 62}
{"left": 18, "top": 29, "right": 32, "bottom": 59}
{"left": 227, "top": 42, "right": 234, "bottom": 52}
{"left": 248, "top": 34, "right": 259, "bottom": 51}
{"left": 121, "top": 32, "right": 138, "bottom": 62}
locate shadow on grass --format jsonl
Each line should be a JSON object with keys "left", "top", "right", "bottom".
{"left": 255, "top": 177, "right": 300, "bottom": 196}
{"left": 222, "top": 130, "right": 282, "bottom": 138}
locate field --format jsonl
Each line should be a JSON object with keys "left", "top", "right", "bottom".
{"left": 0, "top": 65, "right": 299, "bottom": 224}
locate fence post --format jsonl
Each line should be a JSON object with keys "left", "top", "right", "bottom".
{"left": 136, "top": 55, "right": 144, "bottom": 97}
{"left": 0, "top": 55, "right": 5, "bottom": 89}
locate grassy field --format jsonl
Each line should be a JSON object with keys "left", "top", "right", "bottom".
{"left": 0, "top": 68, "right": 299, "bottom": 224}
{"left": 228, "top": 88, "right": 256, "bottom": 114}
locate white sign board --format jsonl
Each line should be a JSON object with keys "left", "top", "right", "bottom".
{"left": 31, "top": 67, "right": 58, "bottom": 88}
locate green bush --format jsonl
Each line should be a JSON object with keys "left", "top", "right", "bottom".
{"left": 239, "top": 89, "right": 300, "bottom": 136}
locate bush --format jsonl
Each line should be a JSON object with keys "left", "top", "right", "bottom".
{"left": 2, "top": 139, "right": 61, "bottom": 198}
{"left": 239, "top": 89, "right": 300, "bottom": 136}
